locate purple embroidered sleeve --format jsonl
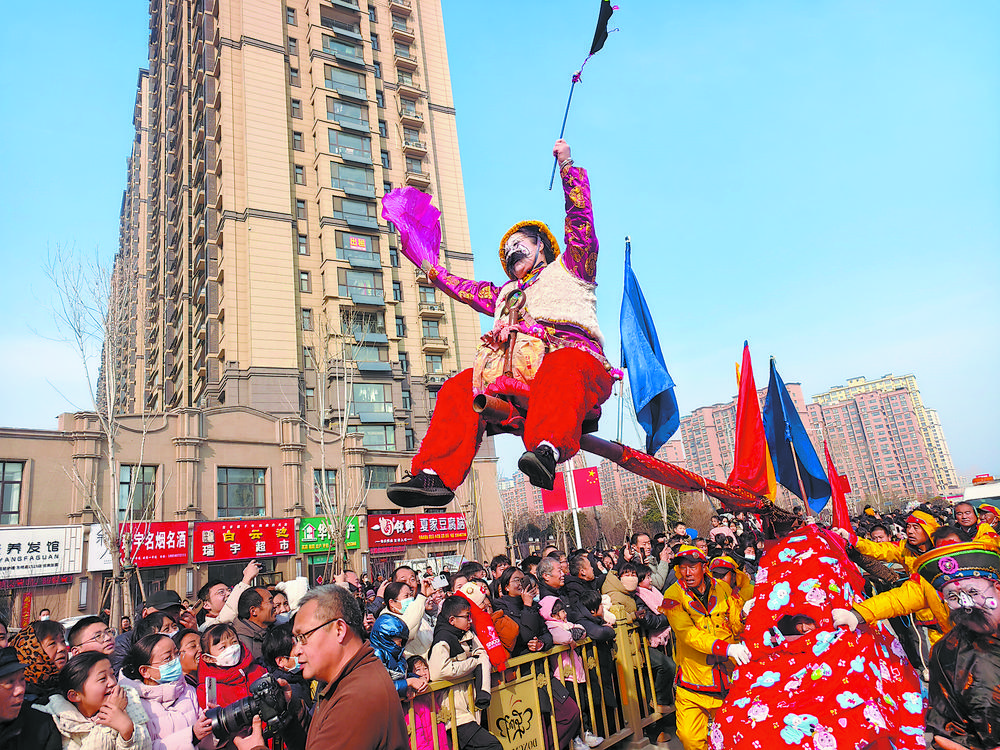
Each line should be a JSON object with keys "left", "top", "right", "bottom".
{"left": 560, "top": 166, "right": 598, "bottom": 283}
{"left": 426, "top": 266, "right": 500, "bottom": 317}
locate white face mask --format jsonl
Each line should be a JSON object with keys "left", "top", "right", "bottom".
{"left": 39, "top": 615, "right": 50, "bottom": 621}
{"left": 274, "top": 613, "right": 291, "bottom": 625}
{"left": 398, "top": 597, "right": 415, "bottom": 614}
{"left": 212, "top": 643, "right": 241, "bottom": 668}
{"left": 287, "top": 657, "right": 302, "bottom": 673}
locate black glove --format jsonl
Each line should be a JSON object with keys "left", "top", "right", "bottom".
{"left": 473, "top": 664, "right": 491, "bottom": 709}
{"left": 570, "top": 627, "right": 586, "bottom": 641}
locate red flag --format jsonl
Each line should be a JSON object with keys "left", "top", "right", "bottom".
{"left": 573, "top": 467, "right": 603, "bottom": 508}
{"left": 825, "top": 441, "right": 853, "bottom": 531}
{"left": 542, "top": 472, "right": 569, "bottom": 513}
{"left": 728, "top": 342, "right": 776, "bottom": 498}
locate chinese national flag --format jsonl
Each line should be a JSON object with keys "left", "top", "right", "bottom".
{"left": 542, "top": 472, "right": 569, "bottom": 513}
{"left": 573, "top": 467, "right": 603, "bottom": 508}
{"left": 825, "top": 441, "right": 853, "bottom": 531}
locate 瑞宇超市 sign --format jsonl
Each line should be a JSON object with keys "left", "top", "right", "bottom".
{"left": 298, "top": 516, "right": 361, "bottom": 553}
{"left": 367, "top": 513, "right": 467, "bottom": 549}
{"left": 193, "top": 519, "right": 295, "bottom": 562}
{"left": 0, "top": 526, "right": 83, "bottom": 580}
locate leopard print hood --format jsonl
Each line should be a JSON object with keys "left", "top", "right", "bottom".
{"left": 11, "top": 623, "right": 61, "bottom": 693}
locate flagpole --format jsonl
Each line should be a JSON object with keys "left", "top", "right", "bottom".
{"left": 564, "top": 463, "right": 583, "bottom": 548}
{"left": 788, "top": 441, "right": 814, "bottom": 520}
{"left": 548, "top": 73, "right": 580, "bottom": 190}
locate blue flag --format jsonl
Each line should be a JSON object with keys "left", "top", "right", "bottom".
{"left": 762, "top": 359, "right": 831, "bottom": 512}
{"left": 620, "top": 239, "right": 679, "bottom": 455}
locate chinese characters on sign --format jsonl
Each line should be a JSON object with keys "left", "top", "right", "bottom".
{"left": 121, "top": 522, "right": 190, "bottom": 568}
{"left": 0, "top": 526, "right": 83, "bottom": 580}
{"left": 367, "top": 513, "right": 467, "bottom": 549}
{"left": 298, "top": 516, "right": 361, "bottom": 553}
{"left": 193, "top": 519, "right": 296, "bottom": 562}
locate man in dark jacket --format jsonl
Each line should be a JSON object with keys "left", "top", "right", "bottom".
{"left": 0, "top": 647, "right": 60, "bottom": 750}
{"left": 234, "top": 587, "right": 276, "bottom": 662}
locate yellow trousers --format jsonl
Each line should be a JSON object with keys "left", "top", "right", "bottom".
{"left": 675, "top": 686, "right": 724, "bottom": 750}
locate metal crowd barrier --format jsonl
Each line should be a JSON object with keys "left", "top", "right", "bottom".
{"left": 404, "top": 621, "right": 667, "bottom": 750}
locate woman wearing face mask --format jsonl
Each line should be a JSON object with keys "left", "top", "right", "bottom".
{"left": 120, "top": 634, "right": 213, "bottom": 750}
{"left": 195, "top": 624, "right": 266, "bottom": 713}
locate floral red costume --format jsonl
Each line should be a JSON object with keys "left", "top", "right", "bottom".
{"left": 384, "top": 154, "right": 618, "bottom": 500}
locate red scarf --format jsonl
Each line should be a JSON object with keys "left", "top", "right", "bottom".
{"left": 457, "top": 593, "right": 508, "bottom": 670}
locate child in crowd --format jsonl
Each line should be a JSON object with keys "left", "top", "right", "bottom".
{"left": 36, "top": 651, "right": 152, "bottom": 750}
{"left": 428, "top": 596, "right": 500, "bottom": 750}
{"left": 539, "top": 598, "right": 594, "bottom": 750}
{"left": 260, "top": 623, "right": 310, "bottom": 750}
{"left": 404, "top": 655, "right": 450, "bottom": 750}
{"left": 195, "top": 624, "right": 266, "bottom": 711}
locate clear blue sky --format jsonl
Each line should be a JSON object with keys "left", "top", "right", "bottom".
{"left": 0, "top": 1, "right": 996, "bottom": 484}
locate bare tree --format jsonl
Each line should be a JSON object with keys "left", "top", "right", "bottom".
{"left": 47, "top": 244, "right": 154, "bottom": 628}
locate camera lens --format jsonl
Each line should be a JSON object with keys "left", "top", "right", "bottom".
{"left": 207, "top": 695, "right": 258, "bottom": 740}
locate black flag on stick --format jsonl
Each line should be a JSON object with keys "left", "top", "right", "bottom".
{"left": 549, "top": 0, "right": 619, "bottom": 189}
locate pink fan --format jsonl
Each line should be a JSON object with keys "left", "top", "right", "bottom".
{"left": 380, "top": 187, "right": 441, "bottom": 269}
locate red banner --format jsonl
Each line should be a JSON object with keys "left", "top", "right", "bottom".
{"left": 20, "top": 592, "right": 31, "bottom": 628}
{"left": 367, "top": 513, "right": 467, "bottom": 548}
{"left": 121, "top": 522, "right": 190, "bottom": 568}
{"left": 193, "top": 519, "right": 296, "bottom": 563}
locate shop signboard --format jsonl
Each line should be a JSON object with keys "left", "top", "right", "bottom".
{"left": 121, "top": 522, "right": 190, "bottom": 568}
{"left": 193, "top": 519, "right": 295, "bottom": 563}
{"left": 0, "top": 525, "right": 83, "bottom": 580}
{"left": 298, "top": 515, "right": 361, "bottom": 553}
{"left": 367, "top": 512, "right": 467, "bottom": 549}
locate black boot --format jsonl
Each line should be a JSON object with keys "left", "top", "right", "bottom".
{"left": 518, "top": 445, "right": 557, "bottom": 490}
{"left": 387, "top": 472, "right": 454, "bottom": 508}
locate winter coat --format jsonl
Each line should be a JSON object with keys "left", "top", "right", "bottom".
{"left": 369, "top": 614, "right": 411, "bottom": 697}
{"left": 116, "top": 676, "right": 205, "bottom": 750}
{"left": 405, "top": 695, "right": 451, "bottom": 750}
{"left": 35, "top": 686, "right": 151, "bottom": 750}
{"left": 492, "top": 596, "right": 551, "bottom": 657}
{"left": 0, "top": 701, "right": 61, "bottom": 750}
{"left": 427, "top": 629, "right": 491, "bottom": 728}
{"left": 601, "top": 571, "right": 637, "bottom": 621}
{"left": 195, "top": 644, "right": 267, "bottom": 710}
{"left": 538, "top": 597, "right": 587, "bottom": 684}
{"left": 230, "top": 619, "right": 267, "bottom": 664}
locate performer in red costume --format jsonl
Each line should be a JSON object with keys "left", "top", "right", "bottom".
{"left": 382, "top": 140, "right": 620, "bottom": 507}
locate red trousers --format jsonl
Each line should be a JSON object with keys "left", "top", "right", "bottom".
{"left": 413, "top": 348, "right": 614, "bottom": 490}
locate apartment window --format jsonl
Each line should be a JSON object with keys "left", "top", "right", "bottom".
{"left": 397, "top": 70, "right": 414, "bottom": 87}
{"left": 327, "top": 99, "right": 368, "bottom": 130}
{"left": 392, "top": 280, "right": 402, "bottom": 301}
{"left": 324, "top": 66, "right": 365, "bottom": 98}
{"left": 406, "top": 156, "right": 423, "bottom": 173}
{"left": 303, "top": 347, "right": 315, "bottom": 367}
{"left": 365, "top": 464, "right": 396, "bottom": 488}
{"left": 291, "top": 99, "right": 302, "bottom": 118}
{"left": 297, "top": 234, "right": 308, "bottom": 254}
{"left": 305, "top": 387, "right": 315, "bottom": 411}
{"left": 287, "top": 7, "right": 297, "bottom": 25}
{"left": 403, "top": 127, "right": 420, "bottom": 143}
{"left": 378, "top": 120, "right": 387, "bottom": 137}
{"left": 289, "top": 67, "right": 300, "bottom": 86}
{"left": 383, "top": 182, "right": 392, "bottom": 194}
{"left": 336, "top": 231, "right": 379, "bottom": 261}
{"left": 217, "top": 468, "right": 266, "bottom": 518}
{"left": 299, "top": 271, "right": 311, "bottom": 292}
{"left": 389, "top": 247, "right": 399, "bottom": 267}
{"left": 334, "top": 197, "right": 376, "bottom": 224}
{"left": 392, "top": 14, "right": 407, "bottom": 30}
{"left": 351, "top": 344, "right": 388, "bottom": 362}
{"left": 369, "top": 7, "right": 377, "bottom": 23}
{"left": 428, "top": 390, "right": 437, "bottom": 409}
{"left": 0, "top": 461, "right": 23, "bottom": 525}
{"left": 331, "top": 163, "right": 374, "bottom": 193}
{"left": 404, "top": 427, "right": 415, "bottom": 451}
{"left": 376, "top": 90, "right": 384, "bottom": 107}
{"left": 119, "top": 465, "right": 156, "bottom": 521}
{"left": 401, "top": 389, "right": 411, "bottom": 410}
{"left": 328, "top": 129, "right": 372, "bottom": 160}
{"left": 395, "top": 316, "right": 406, "bottom": 337}
{"left": 295, "top": 200, "right": 307, "bottom": 220}
{"left": 341, "top": 309, "right": 386, "bottom": 336}
{"left": 337, "top": 267, "right": 383, "bottom": 297}
{"left": 380, "top": 150, "right": 391, "bottom": 169}
{"left": 399, "top": 352, "right": 409, "bottom": 372}
{"left": 394, "top": 42, "right": 411, "bottom": 58}
{"left": 301, "top": 308, "right": 313, "bottom": 330}
{"left": 418, "top": 285, "right": 435, "bottom": 303}
{"left": 294, "top": 164, "right": 305, "bottom": 185}
{"left": 288, "top": 38, "right": 298, "bottom": 56}
{"left": 353, "top": 383, "right": 392, "bottom": 416}
{"left": 322, "top": 35, "right": 361, "bottom": 59}
{"left": 313, "top": 469, "right": 337, "bottom": 504}
{"left": 426, "top": 354, "right": 443, "bottom": 373}
{"left": 421, "top": 319, "right": 439, "bottom": 338}
{"left": 293, "top": 131, "right": 304, "bottom": 151}
{"left": 373, "top": 61, "right": 381, "bottom": 79}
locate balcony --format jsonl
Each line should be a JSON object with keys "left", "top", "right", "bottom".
{"left": 349, "top": 289, "right": 386, "bottom": 306}
{"left": 331, "top": 178, "right": 376, "bottom": 199}
{"left": 330, "top": 0, "right": 361, "bottom": 12}
{"left": 399, "top": 108, "right": 423, "bottom": 128}
{"left": 402, "top": 139, "right": 426, "bottom": 157}
{"left": 394, "top": 49, "right": 417, "bottom": 71}
{"left": 321, "top": 17, "right": 362, "bottom": 41}
{"left": 332, "top": 114, "right": 370, "bottom": 134}
{"left": 391, "top": 21, "right": 415, "bottom": 44}
{"left": 404, "top": 169, "right": 431, "bottom": 188}
{"left": 333, "top": 210, "right": 379, "bottom": 230}
{"left": 396, "top": 80, "right": 422, "bottom": 99}
{"left": 389, "top": 0, "right": 411, "bottom": 15}
{"left": 421, "top": 336, "right": 448, "bottom": 352}
{"left": 418, "top": 301, "right": 444, "bottom": 317}
{"left": 339, "top": 247, "right": 382, "bottom": 268}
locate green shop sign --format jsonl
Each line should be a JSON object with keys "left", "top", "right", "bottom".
{"left": 298, "top": 516, "right": 361, "bottom": 552}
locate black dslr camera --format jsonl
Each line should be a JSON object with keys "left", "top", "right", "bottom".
{"left": 206, "top": 675, "right": 290, "bottom": 740}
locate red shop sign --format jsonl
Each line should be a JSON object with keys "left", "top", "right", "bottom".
{"left": 367, "top": 513, "right": 467, "bottom": 549}
{"left": 120, "top": 522, "right": 190, "bottom": 568}
{"left": 193, "top": 519, "right": 296, "bottom": 563}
